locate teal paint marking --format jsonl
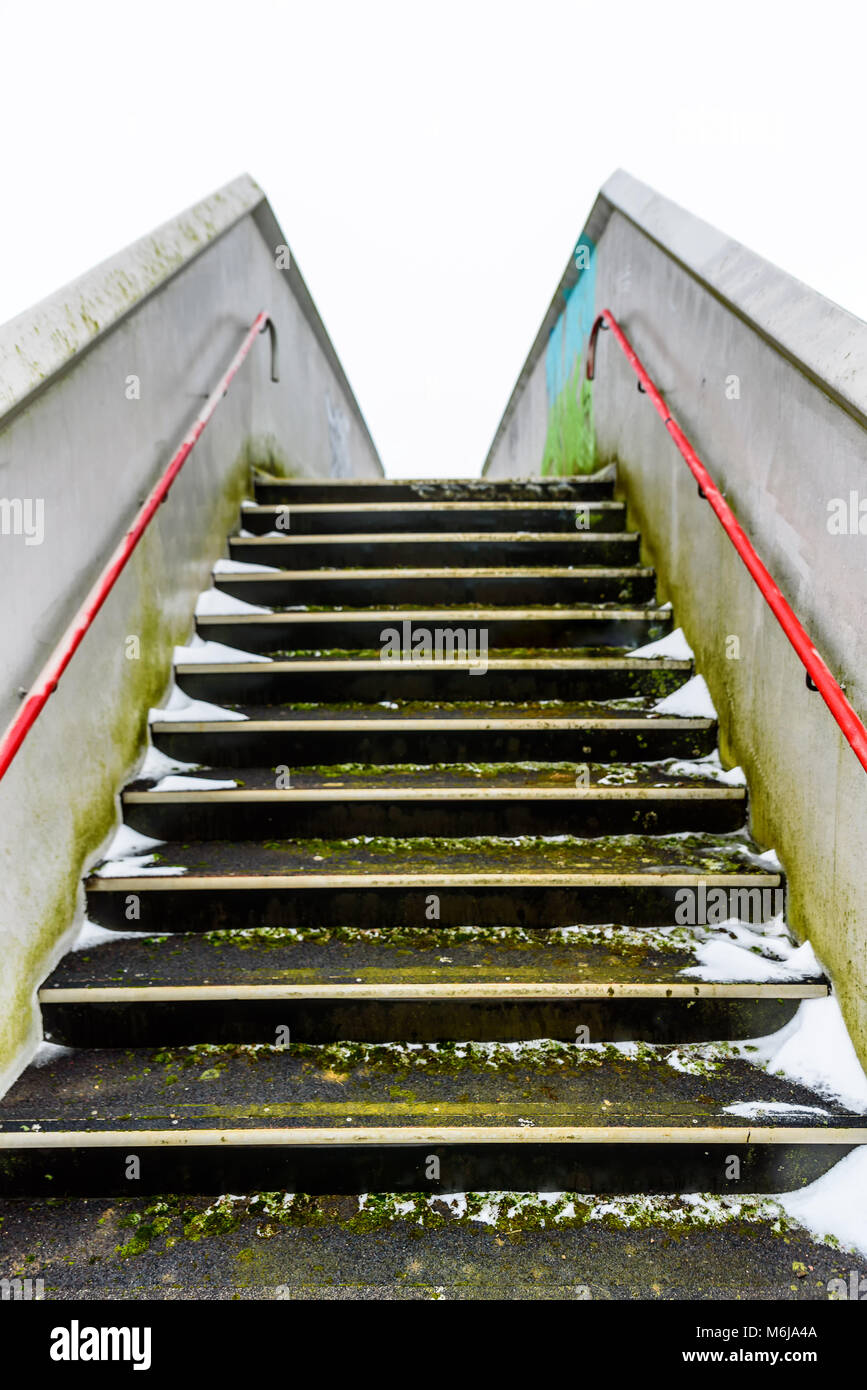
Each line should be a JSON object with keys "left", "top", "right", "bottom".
{"left": 542, "top": 235, "right": 598, "bottom": 475}
{"left": 545, "top": 235, "right": 597, "bottom": 402}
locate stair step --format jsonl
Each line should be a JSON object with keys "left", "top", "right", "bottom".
{"left": 41, "top": 923, "right": 826, "bottom": 1047}
{"left": 253, "top": 475, "right": 617, "bottom": 503}
{"left": 85, "top": 835, "right": 781, "bottom": 931}
{"left": 240, "top": 500, "right": 627, "bottom": 535}
{"left": 22, "top": 466, "right": 827, "bottom": 1215}
{"left": 228, "top": 532, "right": 640, "bottom": 568}
{"left": 213, "top": 565, "right": 657, "bottom": 607}
{"left": 175, "top": 653, "right": 692, "bottom": 704}
{"left": 122, "top": 779, "right": 746, "bottom": 840}
{"left": 151, "top": 706, "right": 716, "bottom": 765}
{"left": 195, "top": 606, "right": 670, "bottom": 653}
{"left": 0, "top": 1045, "right": 857, "bottom": 1195}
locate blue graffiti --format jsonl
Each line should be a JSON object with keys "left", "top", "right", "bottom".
{"left": 545, "top": 234, "right": 596, "bottom": 404}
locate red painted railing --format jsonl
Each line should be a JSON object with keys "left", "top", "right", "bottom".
{"left": 587, "top": 307, "right": 867, "bottom": 776}
{"left": 0, "top": 312, "right": 277, "bottom": 783}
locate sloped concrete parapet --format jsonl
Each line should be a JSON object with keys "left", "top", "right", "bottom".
{"left": 484, "top": 169, "right": 867, "bottom": 1074}
{"left": 0, "top": 176, "right": 382, "bottom": 1092}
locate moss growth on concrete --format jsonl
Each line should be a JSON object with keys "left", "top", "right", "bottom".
{"left": 112, "top": 1186, "right": 803, "bottom": 1261}
{"left": 144, "top": 1035, "right": 735, "bottom": 1080}
{"left": 0, "top": 437, "right": 258, "bottom": 1086}
{"left": 199, "top": 920, "right": 695, "bottom": 953}
{"left": 542, "top": 361, "right": 596, "bottom": 477}
{"left": 241, "top": 829, "right": 756, "bottom": 875}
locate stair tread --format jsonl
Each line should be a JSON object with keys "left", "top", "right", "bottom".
{"left": 87, "top": 833, "right": 778, "bottom": 881}
{"left": 152, "top": 700, "right": 710, "bottom": 724}
{"left": 126, "top": 778, "right": 743, "bottom": 799}
{"left": 196, "top": 607, "right": 670, "bottom": 652}
{"left": 253, "top": 474, "right": 615, "bottom": 489}
{"left": 215, "top": 566, "right": 654, "bottom": 579}
{"left": 228, "top": 533, "right": 643, "bottom": 572}
{"left": 3, "top": 1186, "right": 860, "bottom": 1301}
{"left": 199, "top": 606, "right": 665, "bottom": 620}
{"left": 42, "top": 923, "right": 826, "bottom": 991}
{"left": 128, "top": 761, "right": 739, "bottom": 795}
{"left": 230, "top": 531, "right": 638, "bottom": 545}
{"left": 212, "top": 568, "right": 659, "bottom": 604}
{"left": 128, "top": 763, "right": 733, "bottom": 791}
{"left": 243, "top": 501, "right": 625, "bottom": 514}
{"left": 174, "top": 653, "right": 692, "bottom": 670}
{"left": 0, "top": 1045, "right": 858, "bottom": 1135}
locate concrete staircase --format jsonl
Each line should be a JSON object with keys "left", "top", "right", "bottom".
{"left": 1, "top": 473, "right": 862, "bottom": 1198}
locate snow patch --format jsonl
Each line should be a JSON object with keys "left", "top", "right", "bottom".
{"left": 724, "top": 1100, "right": 831, "bottom": 1118}
{"left": 173, "top": 638, "right": 271, "bottom": 664}
{"left": 32, "top": 1042, "right": 74, "bottom": 1068}
{"left": 779, "top": 1147, "right": 867, "bottom": 1256}
{"left": 682, "top": 917, "right": 824, "bottom": 983}
{"left": 149, "top": 684, "right": 247, "bottom": 723}
{"left": 631, "top": 627, "right": 694, "bottom": 661}
{"left": 94, "top": 823, "right": 185, "bottom": 879}
{"left": 70, "top": 919, "right": 162, "bottom": 951}
{"left": 686, "top": 937, "right": 823, "bottom": 983}
{"left": 663, "top": 750, "right": 746, "bottom": 786}
{"left": 664, "top": 1048, "right": 712, "bottom": 1076}
{"left": 94, "top": 856, "right": 186, "bottom": 878}
{"left": 195, "top": 587, "right": 272, "bottom": 616}
{"left": 737, "top": 845, "right": 784, "bottom": 872}
{"left": 102, "top": 825, "right": 163, "bottom": 859}
{"left": 138, "top": 745, "right": 200, "bottom": 779}
{"left": 151, "top": 775, "right": 238, "bottom": 792}
{"left": 653, "top": 674, "right": 717, "bottom": 718}
{"left": 738, "top": 997, "right": 867, "bottom": 1113}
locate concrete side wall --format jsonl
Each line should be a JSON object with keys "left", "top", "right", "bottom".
{"left": 483, "top": 170, "right": 867, "bottom": 1068}
{"left": 0, "top": 179, "right": 382, "bottom": 1090}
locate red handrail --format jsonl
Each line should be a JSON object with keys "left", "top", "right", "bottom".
{"left": 0, "top": 311, "right": 277, "bottom": 783}
{"left": 587, "top": 307, "right": 867, "bottom": 776}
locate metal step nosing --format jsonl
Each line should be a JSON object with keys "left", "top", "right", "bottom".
{"left": 87, "top": 871, "right": 782, "bottom": 891}
{"left": 173, "top": 658, "right": 693, "bottom": 674}
{"left": 123, "top": 787, "right": 746, "bottom": 805}
{"left": 149, "top": 717, "right": 715, "bottom": 733}
{"left": 196, "top": 608, "right": 669, "bottom": 623}
{"left": 228, "top": 532, "right": 640, "bottom": 545}
{"left": 253, "top": 475, "right": 616, "bottom": 488}
{"left": 244, "top": 501, "right": 626, "bottom": 515}
{"left": 0, "top": 1124, "right": 861, "bottom": 1149}
{"left": 215, "top": 567, "right": 656, "bottom": 582}
{"left": 38, "top": 982, "right": 827, "bottom": 1004}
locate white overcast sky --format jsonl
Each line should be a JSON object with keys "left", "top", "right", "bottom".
{"left": 1, "top": 0, "right": 865, "bottom": 477}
